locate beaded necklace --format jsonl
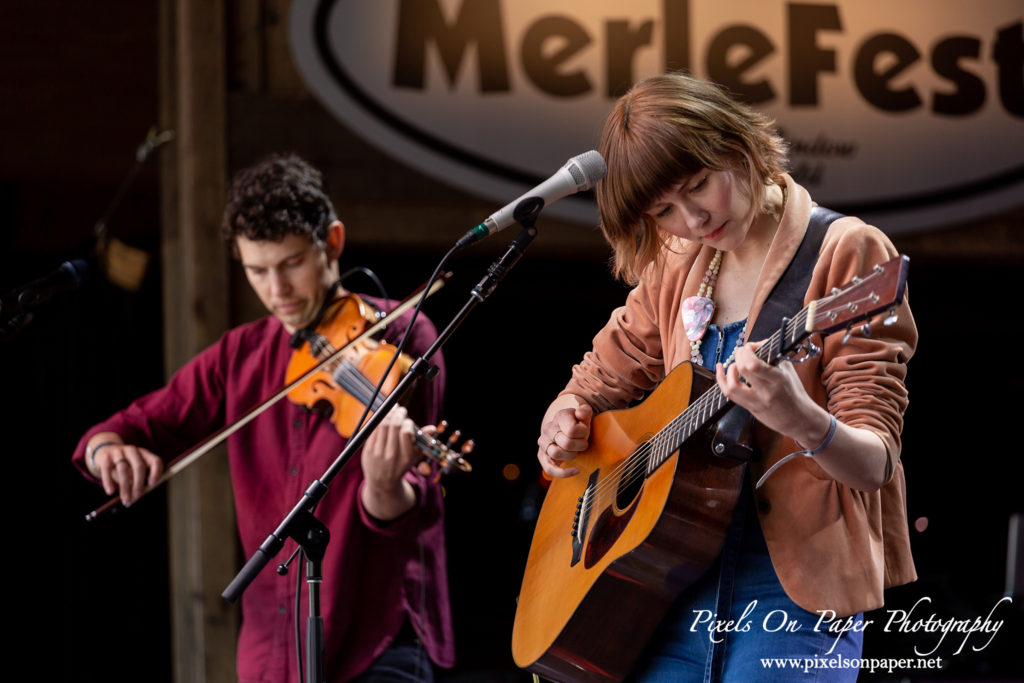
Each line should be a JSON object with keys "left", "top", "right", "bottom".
{"left": 681, "top": 249, "right": 746, "bottom": 368}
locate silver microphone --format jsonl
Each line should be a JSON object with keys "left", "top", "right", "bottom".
{"left": 457, "top": 151, "right": 607, "bottom": 247}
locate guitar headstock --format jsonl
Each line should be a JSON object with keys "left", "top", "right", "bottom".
{"left": 415, "top": 420, "right": 474, "bottom": 481}
{"left": 805, "top": 254, "right": 909, "bottom": 339}
{"left": 766, "top": 254, "right": 910, "bottom": 364}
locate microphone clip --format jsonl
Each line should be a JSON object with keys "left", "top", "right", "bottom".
{"left": 472, "top": 197, "right": 544, "bottom": 301}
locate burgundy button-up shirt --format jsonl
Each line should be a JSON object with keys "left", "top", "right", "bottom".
{"left": 74, "top": 297, "right": 453, "bottom": 682}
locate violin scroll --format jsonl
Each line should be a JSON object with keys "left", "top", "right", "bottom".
{"left": 415, "top": 420, "right": 475, "bottom": 481}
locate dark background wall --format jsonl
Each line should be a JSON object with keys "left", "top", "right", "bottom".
{"left": 1, "top": 1, "right": 1021, "bottom": 681}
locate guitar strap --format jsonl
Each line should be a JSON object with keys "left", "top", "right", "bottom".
{"left": 710, "top": 205, "right": 844, "bottom": 462}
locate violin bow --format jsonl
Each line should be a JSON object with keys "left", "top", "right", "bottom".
{"left": 85, "top": 273, "right": 451, "bottom": 521}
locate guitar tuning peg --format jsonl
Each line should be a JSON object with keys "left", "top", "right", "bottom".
{"left": 883, "top": 308, "right": 899, "bottom": 326}
{"left": 860, "top": 322, "right": 872, "bottom": 337}
{"left": 435, "top": 420, "right": 449, "bottom": 436}
{"left": 842, "top": 324, "right": 853, "bottom": 344}
{"left": 806, "top": 340, "right": 821, "bottom": 358}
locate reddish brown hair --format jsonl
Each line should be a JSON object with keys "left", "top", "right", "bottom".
{"left": 598, "top": 74, "right": 788, "bottom": 284}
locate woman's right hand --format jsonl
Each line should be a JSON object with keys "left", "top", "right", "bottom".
{"left": 86, "top": 433, "right": 164, "bottom": 505}
{"left": 536, "top": 400, "right": 594, "bottom": 478}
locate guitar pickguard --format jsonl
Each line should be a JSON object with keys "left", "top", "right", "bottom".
{"left": 583, "top": 440, "right": 651, "bottom": 569}
{"left": 583, "top": 490, "right": 640, "bottom": 570}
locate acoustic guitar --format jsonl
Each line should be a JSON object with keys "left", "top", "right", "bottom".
{"left": 512, "top": 255, "right": 910, "bottom": 682}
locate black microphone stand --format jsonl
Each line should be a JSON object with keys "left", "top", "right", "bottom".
{"left": 221, "top": 197, "right": 545, "bottom": 682}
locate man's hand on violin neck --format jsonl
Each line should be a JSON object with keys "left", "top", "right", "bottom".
{"left": 86, "top": 433, "right": 164, "bottom": 505}
{"left": 359, "top": 406, "right": 420, "bottom": 521}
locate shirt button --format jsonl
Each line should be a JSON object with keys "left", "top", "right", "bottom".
{"left": 293, "top": 418, "right": 303, "bottom": 429}
{"left": 290, "top": 467, "right": 298, "bottom": 476}
{"left": 278, "top": 605, "right": 286, "bottom": 614}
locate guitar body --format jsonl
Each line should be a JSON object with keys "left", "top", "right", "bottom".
{"left": 512, "top": 363, "right": 746, "bottom": 682}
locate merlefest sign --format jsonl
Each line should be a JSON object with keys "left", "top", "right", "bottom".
{"left": 290, "top": 0, "right": 1023, "bottom": 234}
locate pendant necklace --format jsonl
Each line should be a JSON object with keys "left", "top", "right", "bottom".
{"left": 681, "top": 249, "right": 746, "bottom": 367}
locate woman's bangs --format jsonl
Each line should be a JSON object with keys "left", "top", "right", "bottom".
{"left": 608, "top": 126, "right": 701, "bottom": 230}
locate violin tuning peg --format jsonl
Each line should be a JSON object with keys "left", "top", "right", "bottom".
{"left": 436, "top": 420, "right": 449, "bottom": 436}
{"left": 461, "top": 439, "right": 476, "bottom": 455}
{"left": 447, "top": 429, "right": 463, "bottom": 446}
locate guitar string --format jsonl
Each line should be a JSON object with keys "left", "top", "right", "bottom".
{"left": 577, "top": 288, "right": 888, "bottom": 523}
{"left": 577, "top": 270, "right": 897, "bottom": 516}
{"left": 579, "top": 309, "right": 799, "bottom": 500}
{"left": 575, "top": 293, "right": 889, "bottom": 521}
{"left": 577, "top": 314, "right": 798, "bottom": 516}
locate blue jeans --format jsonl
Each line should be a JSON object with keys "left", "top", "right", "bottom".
{"left": 351, "top": 622, "right": 433, "bottom": 682}
{"left": 633, "top": 491, "right": 864, "bottom": 682}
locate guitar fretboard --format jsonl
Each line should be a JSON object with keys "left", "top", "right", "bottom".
{"left": 643, "top": 306, "right": 812, "bottom": 475}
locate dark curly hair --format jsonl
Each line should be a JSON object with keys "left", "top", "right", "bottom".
{"left": 221, "top": 153, "right": 338, "bottom": 251}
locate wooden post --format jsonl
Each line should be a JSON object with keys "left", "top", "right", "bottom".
{"left": 159, "top": 0, "right": 239, "bottom": 681}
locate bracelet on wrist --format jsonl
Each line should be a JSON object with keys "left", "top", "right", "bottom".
{"left": 798, "top": 414, "right": 838, "bottom": 456}
{"left": 755, "top": 415, "right": 839, "bottom": 489}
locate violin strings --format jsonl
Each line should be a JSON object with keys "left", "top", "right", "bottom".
{"left": 333, "top": 362, "right": 389, "bottom": 411}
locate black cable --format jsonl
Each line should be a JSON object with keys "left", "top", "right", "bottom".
{"left": 347, "top": 243, "right": 459, "bottom": 446}
{"left": 339, "top": 265, "right": 389, "bottom": 303}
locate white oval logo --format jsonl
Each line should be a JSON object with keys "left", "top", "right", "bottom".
{"left": 290, "top": 0, "right": 1024, "bottom": 234}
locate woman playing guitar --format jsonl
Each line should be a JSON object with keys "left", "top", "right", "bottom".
{"left": 531, "top": 74, "right": 917, "bottom": 681}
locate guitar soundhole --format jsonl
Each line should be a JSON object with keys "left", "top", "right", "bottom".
{"left": 615, "top": 449, "right": 646, "bottom": 511}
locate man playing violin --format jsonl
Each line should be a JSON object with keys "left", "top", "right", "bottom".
{"left": 72, "top": 154, "right": 453, "bottom": 682}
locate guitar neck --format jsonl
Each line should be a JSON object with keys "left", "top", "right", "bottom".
{"left": 644, "top": 307, "right": 813, "bottom": 473}
{"left": 644, "top": 252, "right": 909, "bottom": 474}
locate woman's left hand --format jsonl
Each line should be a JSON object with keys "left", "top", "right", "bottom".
{"left": 715, "top": 341, "right": 823, "bottom": 446}
{"left": 716, "top": 339, "right": 892, "bottom": 491}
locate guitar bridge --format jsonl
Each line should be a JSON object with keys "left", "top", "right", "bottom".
{"left": 570, "top": 469, "right": 599, "bottom": 567}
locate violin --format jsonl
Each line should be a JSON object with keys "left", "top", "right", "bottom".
{"left": 285, "top": 291, "right": 473, "bottom": 476}
{"left": 86, "top": 276, "right": 468, "bottom": 521}
{"left": 287, "top": 294, "right": 411, "bottom": 437}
